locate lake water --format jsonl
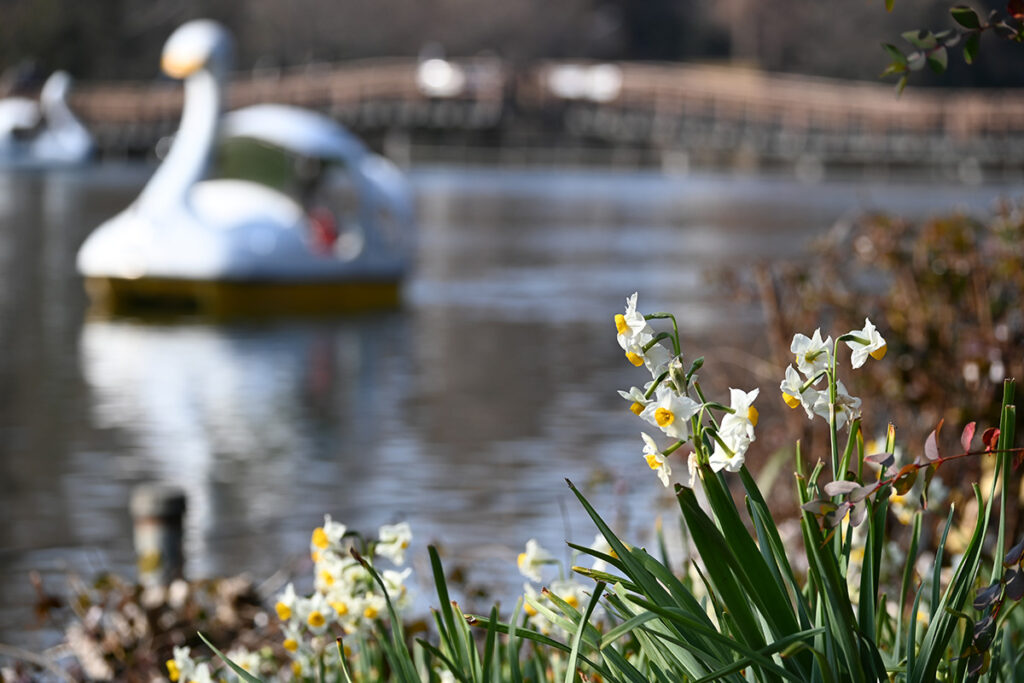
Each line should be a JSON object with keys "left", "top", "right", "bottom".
{"left": 0, "top": 163, "right": 1019, "bottom": 649}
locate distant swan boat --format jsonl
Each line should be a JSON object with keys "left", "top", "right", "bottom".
{"left": 0, "top": 71, "right": 94, "bottom": 168}
{"left": 76, "top": 20, "right": 415, "bottom": 316}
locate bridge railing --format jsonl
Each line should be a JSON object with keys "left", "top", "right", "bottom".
{"left": 61, "top": 57, "right": 1024, "bottom": 160}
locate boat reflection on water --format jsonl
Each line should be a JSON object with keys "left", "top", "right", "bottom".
{"left": 78, "top": 313, "right": 414, "bottom": 578}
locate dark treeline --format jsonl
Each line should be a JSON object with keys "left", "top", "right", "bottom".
{"left": 1, "top": 0, "right": 1022, "bottom": 88}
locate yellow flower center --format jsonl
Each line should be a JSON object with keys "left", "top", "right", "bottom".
{"left": 330, "top": 600, "right": 349, "bottom": 616}
{"left": 782, "top": 392, "right": 800, "bottom": 409}
{"left": 308, "top": 610, "right": 326, "bottom": 628}
{"left": 292, "top": 661, "right": 303, "bottom": 676}
{"left": 364, "top": 605, "right": 379, "bottom": 619}
{"left": 655, "top": 408, "right": 675, "bottom": 427}
{"left": 517, "top": 552, "right": 527, "bottom": 569}
{"left": 629, "top": 401, "right": 644, "bottom": 416}
{"left": 747, "top": 406, "right": 759, "bottom": 426}
{"left": 870, "top": 344, "right": 888, "bottom": 360}
{"left": 401, "top": 540, "right": 409, "bottom": 549}
{"left": 275, "top": 601, "right": 292, "bottom": 621}
{"left": 524, "top": 602, "right": 538, "bottom": 617}
{"left": 312, "top": 527, "right": 329, "bottom": 549}
{"left": 283, "top": 638, "right": 298, "bottom": 652}
{"left": 644, "top": 453, "right": 661, "bottom": 470}
{"left": 167, "top": 660, "right": 181, "bottom": 682}
{"left": 320, "top": 570, "right": 335, "bottom": 586}
{"left": 311, "top": 550, "right": 321, "bottom": 563}
{"left": 625, "top": 351, "right": 644, "bottom": 367}
{"left": 614, "top": 314, "right": 630, "bottom": 336}
{"left": 565, "top": 594, "right": 579, "bottom": 608}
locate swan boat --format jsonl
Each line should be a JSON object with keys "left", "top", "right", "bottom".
{"left": 76, "top": 20, "right": 415, "bottom": 316}
{"left": 0, "top": 71, "right": 94, "bottom": 168}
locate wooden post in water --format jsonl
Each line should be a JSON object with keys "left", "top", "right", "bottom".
{"left": 130, "top": 484, "right": 186, "bottom": 586}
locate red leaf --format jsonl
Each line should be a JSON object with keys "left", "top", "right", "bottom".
{"left": 961, "top": 421, "right": 977, "bottom": 453}
{"left": 983, "top": 427, "right": 1000, "bottom": 452}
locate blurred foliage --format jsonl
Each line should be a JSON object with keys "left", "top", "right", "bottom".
{"left": 727, "top": 202, "right": 1024, "bottom": 450}
{"left": 882, "top": 2, "right": 1024, "bottom": 92}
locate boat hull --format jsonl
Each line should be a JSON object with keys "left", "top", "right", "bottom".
{"left": 84, "top": 275, "right": 403, "bottom": 317}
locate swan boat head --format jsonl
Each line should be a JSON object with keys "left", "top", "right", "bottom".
{"left": 77, "top": 19, "right": 414, "bottom": 315}
{"left": 0, "top": 70, "right": 93, "bottom": 168}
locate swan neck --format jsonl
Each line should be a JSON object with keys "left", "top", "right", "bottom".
{"left": 40, "top": 87, "right": 89, "bottom": 138}
{"left": 138, "top": 70, "right": 222, "bottom": 212}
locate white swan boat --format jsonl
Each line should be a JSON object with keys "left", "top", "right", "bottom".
{"left": 76, "top": 20, "right": 415, "bottom": 316}
{"left": 0, "top": 71, "right": 94, "bottom": 168}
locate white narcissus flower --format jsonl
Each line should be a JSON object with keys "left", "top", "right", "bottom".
{"left": 617, "top": 383, "right": 651, "bottom": 416}
{"left": 639, "top": 386, "right": 700, "bottom": 441}
{"left": 589, "top": 533, "right": 613, "bottom": 571}
{"left": 845, "top": 318, "right": 887, "bottom": 368}
{"left": 549, "top": 578, "right": 590, "bottom": 611}
{"left": 521, "top": 582, "right": 548, "bottom": 632}
{"left": 725, "top": 388, "right": 759, "bottom": 440}
{"left": 299, "top": 592, "right": 335, "bottom": 635}
{"left": 791, "top": 329, "right": 833, "bottom": 378}
{"left": 360, "top": 592, "right": 387, "bottom": 621}
{"left": 641, "top": 432, "right": 672, "bottom": 487}
{"left": 780, "top": 365, "right": 819, "bottom": 419}
{"left": 709, "top": 388, "right": 759, "bottom": 473}
{"left": 275, "top": 583, "right": 299, "bottom": 623}
{"left": 281, "top": 622, "right": 304, "bottom": 654}
{"left": 315, "top": 550, "right": 349, "bottom": 595}
{"left": 190, "top": 663, "right": 214, "bottom": 683}
{"left": 812, "top": 380, "right": 862, "bottom": 430}
{"left": 709, "top": 429, "right": 751, "bottom": 473}
{"left": 517, "top": 539, "right": 554, "bottom": 581}
{"left": 615, "top": 293, "right": 658, "bottom": 368}
{"left": 615, "top": 292, "right": 650, "bottom": 350}
{"left": 376, "top": 522, "right": 412, "bottom": 565}
{"left": 642, "top": 342, "right": 673, "bottom": 378}
{"left": 310, "top": 514, "right": 347, "bottom": 558}
{"left": 382, "top": 567, "right": 413, "bottom": 608}
{"left": 167, "top": 646, "right": 195, "bottom": 683}
{"left": 225, "top": 648, "right": 261, "bottom": 677}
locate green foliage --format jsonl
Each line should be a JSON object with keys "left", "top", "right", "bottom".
{"left": 880, "top": 3, "right": 1024, "bottom": 91}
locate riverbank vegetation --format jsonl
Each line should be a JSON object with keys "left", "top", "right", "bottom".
{"left": 195, "top": 293, "right": 1021, "bottom": 681}
{"left": 13, "top": 289, "right": 1019, "bottom": 682}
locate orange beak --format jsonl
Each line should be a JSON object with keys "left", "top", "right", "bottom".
{"left": 161, "top": 53, "right": 203, "bottom": 78}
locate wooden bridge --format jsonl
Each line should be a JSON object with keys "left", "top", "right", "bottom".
{"left": 66, "top": 58, "right": 1024, "bottom": 170}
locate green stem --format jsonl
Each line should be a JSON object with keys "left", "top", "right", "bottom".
{"left": 828, "top": 339, "right": 841, "bottom": 481}
{"left": 991, "top": 379, "right": 1016, "bottom": 584}
{"left": 644, "top": 371, "right": 669, "bottom": 399}
{"left": 707, "top": 428, "right": 735, "bottom": 458}
{"left": 642, "top": 331, "right": 674, "bottom": 353}
{"left": 645, "top": 312, "right": 681, "bottom": 356}
{"left": 662, "top": 439, "right": 686, "bottom": 457}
